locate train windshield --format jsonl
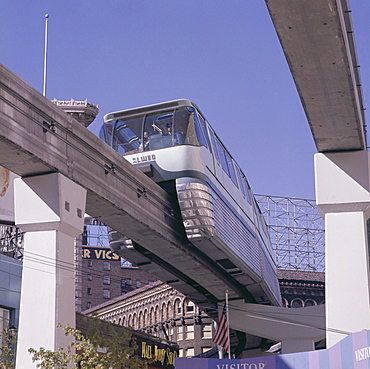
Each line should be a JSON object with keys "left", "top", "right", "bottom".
{"left": 100, "top": 106, "right": 208, "bottom": 155}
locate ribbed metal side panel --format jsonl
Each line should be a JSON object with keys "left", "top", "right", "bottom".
{"left": 213, "top": 196, "right": 262, "bottom": 279}
{"left": 176, "top": 182, "right": 216, "bottom": 238}
{"left": 177, "top": 181, "right": 262, "bottom": 279}
{"left": 260, "top": 244, "right": 281, "bottom": 302}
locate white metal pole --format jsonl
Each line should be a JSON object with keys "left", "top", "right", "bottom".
{"left": 43, "top": 14, "right": 49, "bottom": 97}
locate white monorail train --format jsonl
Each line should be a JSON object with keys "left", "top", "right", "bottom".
{"left": 99, "top": 99, "right": 281, "bottom": 306}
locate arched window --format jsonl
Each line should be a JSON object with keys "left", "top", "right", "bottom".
{"left": 282, "top": 298, "right": 289, "bottom": 308}
{"left": 122, "top": 316, "right": 126, "bottom": 327}
{"left": 175, "top": 299, "right": 183, "bottom": 315}
{"left": 133, "top": 313, "right": 137, "bottom": 329}
{"left": 304, "top": 299, "right": 316, "bottom": 307}
{"left": 155, "top": 305, "right": 160, "bottom": 323}
{"left": 161, "top": 303, "right": 167, "bottom": 321}
{"left": 291, "top": 298, "right": 304, "bottom": 308}
{"left": 144, "top": 309, "right": 148, "bottom": 326}
{"left": 118, "top": 318, "right": 122, "bottom": 325}
{"left": 138, "top": 311, "right": 143, "bottom": 328}
{"left": 150, "top": 307, "right": 155, "bottom": 325}
{"left": 167, "top": 301, "right": 172, "bottom": 319}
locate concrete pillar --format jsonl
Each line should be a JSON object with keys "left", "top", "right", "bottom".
{"left": 14, "top": 173, "right": 86, "bottom": 368}
{"left": 315, "top": 151, "right": 370, "bottom": 348}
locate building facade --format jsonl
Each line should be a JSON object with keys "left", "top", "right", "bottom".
{"left": 83, "top": 281, "right": 217, "bottom": 358}
{"left": 82, "top": 267, "right": 325, "bottom": 358}
{"left": 0, "top": 224, "right": 23, "bottom": 340}
{"left": 75, "top": 222, "right": 158, "bottom": 312}
{"left": 278, "top": 269, "right": 325, "bottom": 308}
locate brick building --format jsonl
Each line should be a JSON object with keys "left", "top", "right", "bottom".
{"left": 76, "top": 244, "right": 157, "bottom": 311}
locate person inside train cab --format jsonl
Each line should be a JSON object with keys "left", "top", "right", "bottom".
{"left": 165, "top": 122, "right": 172, "bottom": 135}
{"left": 141, "top": 131, "right": 150, "bottom": 151}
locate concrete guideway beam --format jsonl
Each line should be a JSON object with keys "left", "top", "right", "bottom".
{"left": 226, "top": 301, "right": 325, "bottom": 354}
{"left": 0, "top": 65, "right": 181, "bottom": 242}
{"left": 315, "top": 151, "right": 370, "bottom": 348}
{"left": 14, "top": 173, "right": 86, "bottom": 368}
{"left": 0, "top": 64, "right": 249, "bottom": 314}
{"left": 265, "top": 0, "right": 366, "bottom": 152}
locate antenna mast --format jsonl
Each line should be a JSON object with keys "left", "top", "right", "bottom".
{"left": 43, "top": 14, "right": 49, "bottom": 97}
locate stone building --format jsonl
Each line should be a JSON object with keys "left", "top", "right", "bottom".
{"left": 83, "top": 280, "right": 217, "bottom": 358}
{"left": 82, "top": 267, "right": 325, "bottom": 358}
{"left": 278, "top": 269, "right": 325, "bottom": 308}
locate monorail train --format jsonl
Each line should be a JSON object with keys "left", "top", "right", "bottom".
{"left": 99, "top": 99, "right": 281, "bottom": 307}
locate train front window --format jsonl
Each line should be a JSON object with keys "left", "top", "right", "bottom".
{"left": 112, "top": 116, "right": 143, "bottom": 155}
{"left": 99, "top": 123, "right": 113, "bottom": 146}
{"left": 143, "top": 110, "right": 175, "bottom": 150}
{"left": 107, "top": 105, "right": 207, "bottom": 155}
{"left": 142, "top": 107, "right": 205, "bottom": 152}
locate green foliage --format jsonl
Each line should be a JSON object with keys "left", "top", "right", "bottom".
{"left": 0, "top": 329, "right": 17, "bottom": 369}
{"left": 29, "top": 319, "right": 147, "bottom": 369}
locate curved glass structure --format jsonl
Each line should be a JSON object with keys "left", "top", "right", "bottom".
{"left": 100, "top": 105, "right": 209, "bottom": 155}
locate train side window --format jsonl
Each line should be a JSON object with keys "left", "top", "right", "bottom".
{"left": 235, "top": 164, "right": 251, "bottom": 204}
{"left": 196, "top": 111, "right": 211, "bottom": 149}
{"left": 173, "top": 108, "right": 190, "bottom": 145}
{"left": 208, "top": 128, "right": 220, "bottom": 163}
{"left": 215, "top": 138, "right": 230, "bottom": 176}
{"left": 243, "top": 176, "right": 252, "bottom": 204}
{"left": 235, "top": 165, "right": 246, "bottom": 197}
{"left": 185, "top": 107, "right": 207, "bottom": 147}
{"left": 226, "top": 153, "right": 238, "bottom": 186}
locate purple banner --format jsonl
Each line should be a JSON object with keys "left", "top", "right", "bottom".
{"left": 175, "top": 330, "right": 370, "bottom": 369}
{"left": 176, "top": 357, "right": 275, "bottom": 369}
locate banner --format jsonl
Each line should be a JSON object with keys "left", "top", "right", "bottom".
{"left": 176, "top": 330, "right": 370, "bottom": 369}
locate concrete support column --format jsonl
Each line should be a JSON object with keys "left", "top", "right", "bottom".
{"left": 14, "top": 173, "right": 86, "bottom": 368}
{"left": 315, "top": 151, "right": 370, "bottom": 348}
{"left": 325, "top": 211, "right": 370, "bottom": 346}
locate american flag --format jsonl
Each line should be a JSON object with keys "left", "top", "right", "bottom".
{"left": 213, "top": 303, "right": 230, "bottom": 353}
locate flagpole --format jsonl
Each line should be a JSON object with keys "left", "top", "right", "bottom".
{"left": 213, "top": 290, "right": 232, "bottom": 358}
{"left": 225, "top": 290, "right": 231, "bottom": 359}
{"left": 43, "top": 14, "right": 49, "bottom": 97}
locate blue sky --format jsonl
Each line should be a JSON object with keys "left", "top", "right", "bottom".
{"left": 1, "top": 1, "right": 369, "bottom": 200}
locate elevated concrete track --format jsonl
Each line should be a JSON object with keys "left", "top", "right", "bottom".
{"left": 0, "top": 64, "right": 262, "bottom": 318}
{"left": 265, "top": 0, "right": 366, "bottom": 152}
{"left": 265, "top": 0, "right": 370, "bottom": 347}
